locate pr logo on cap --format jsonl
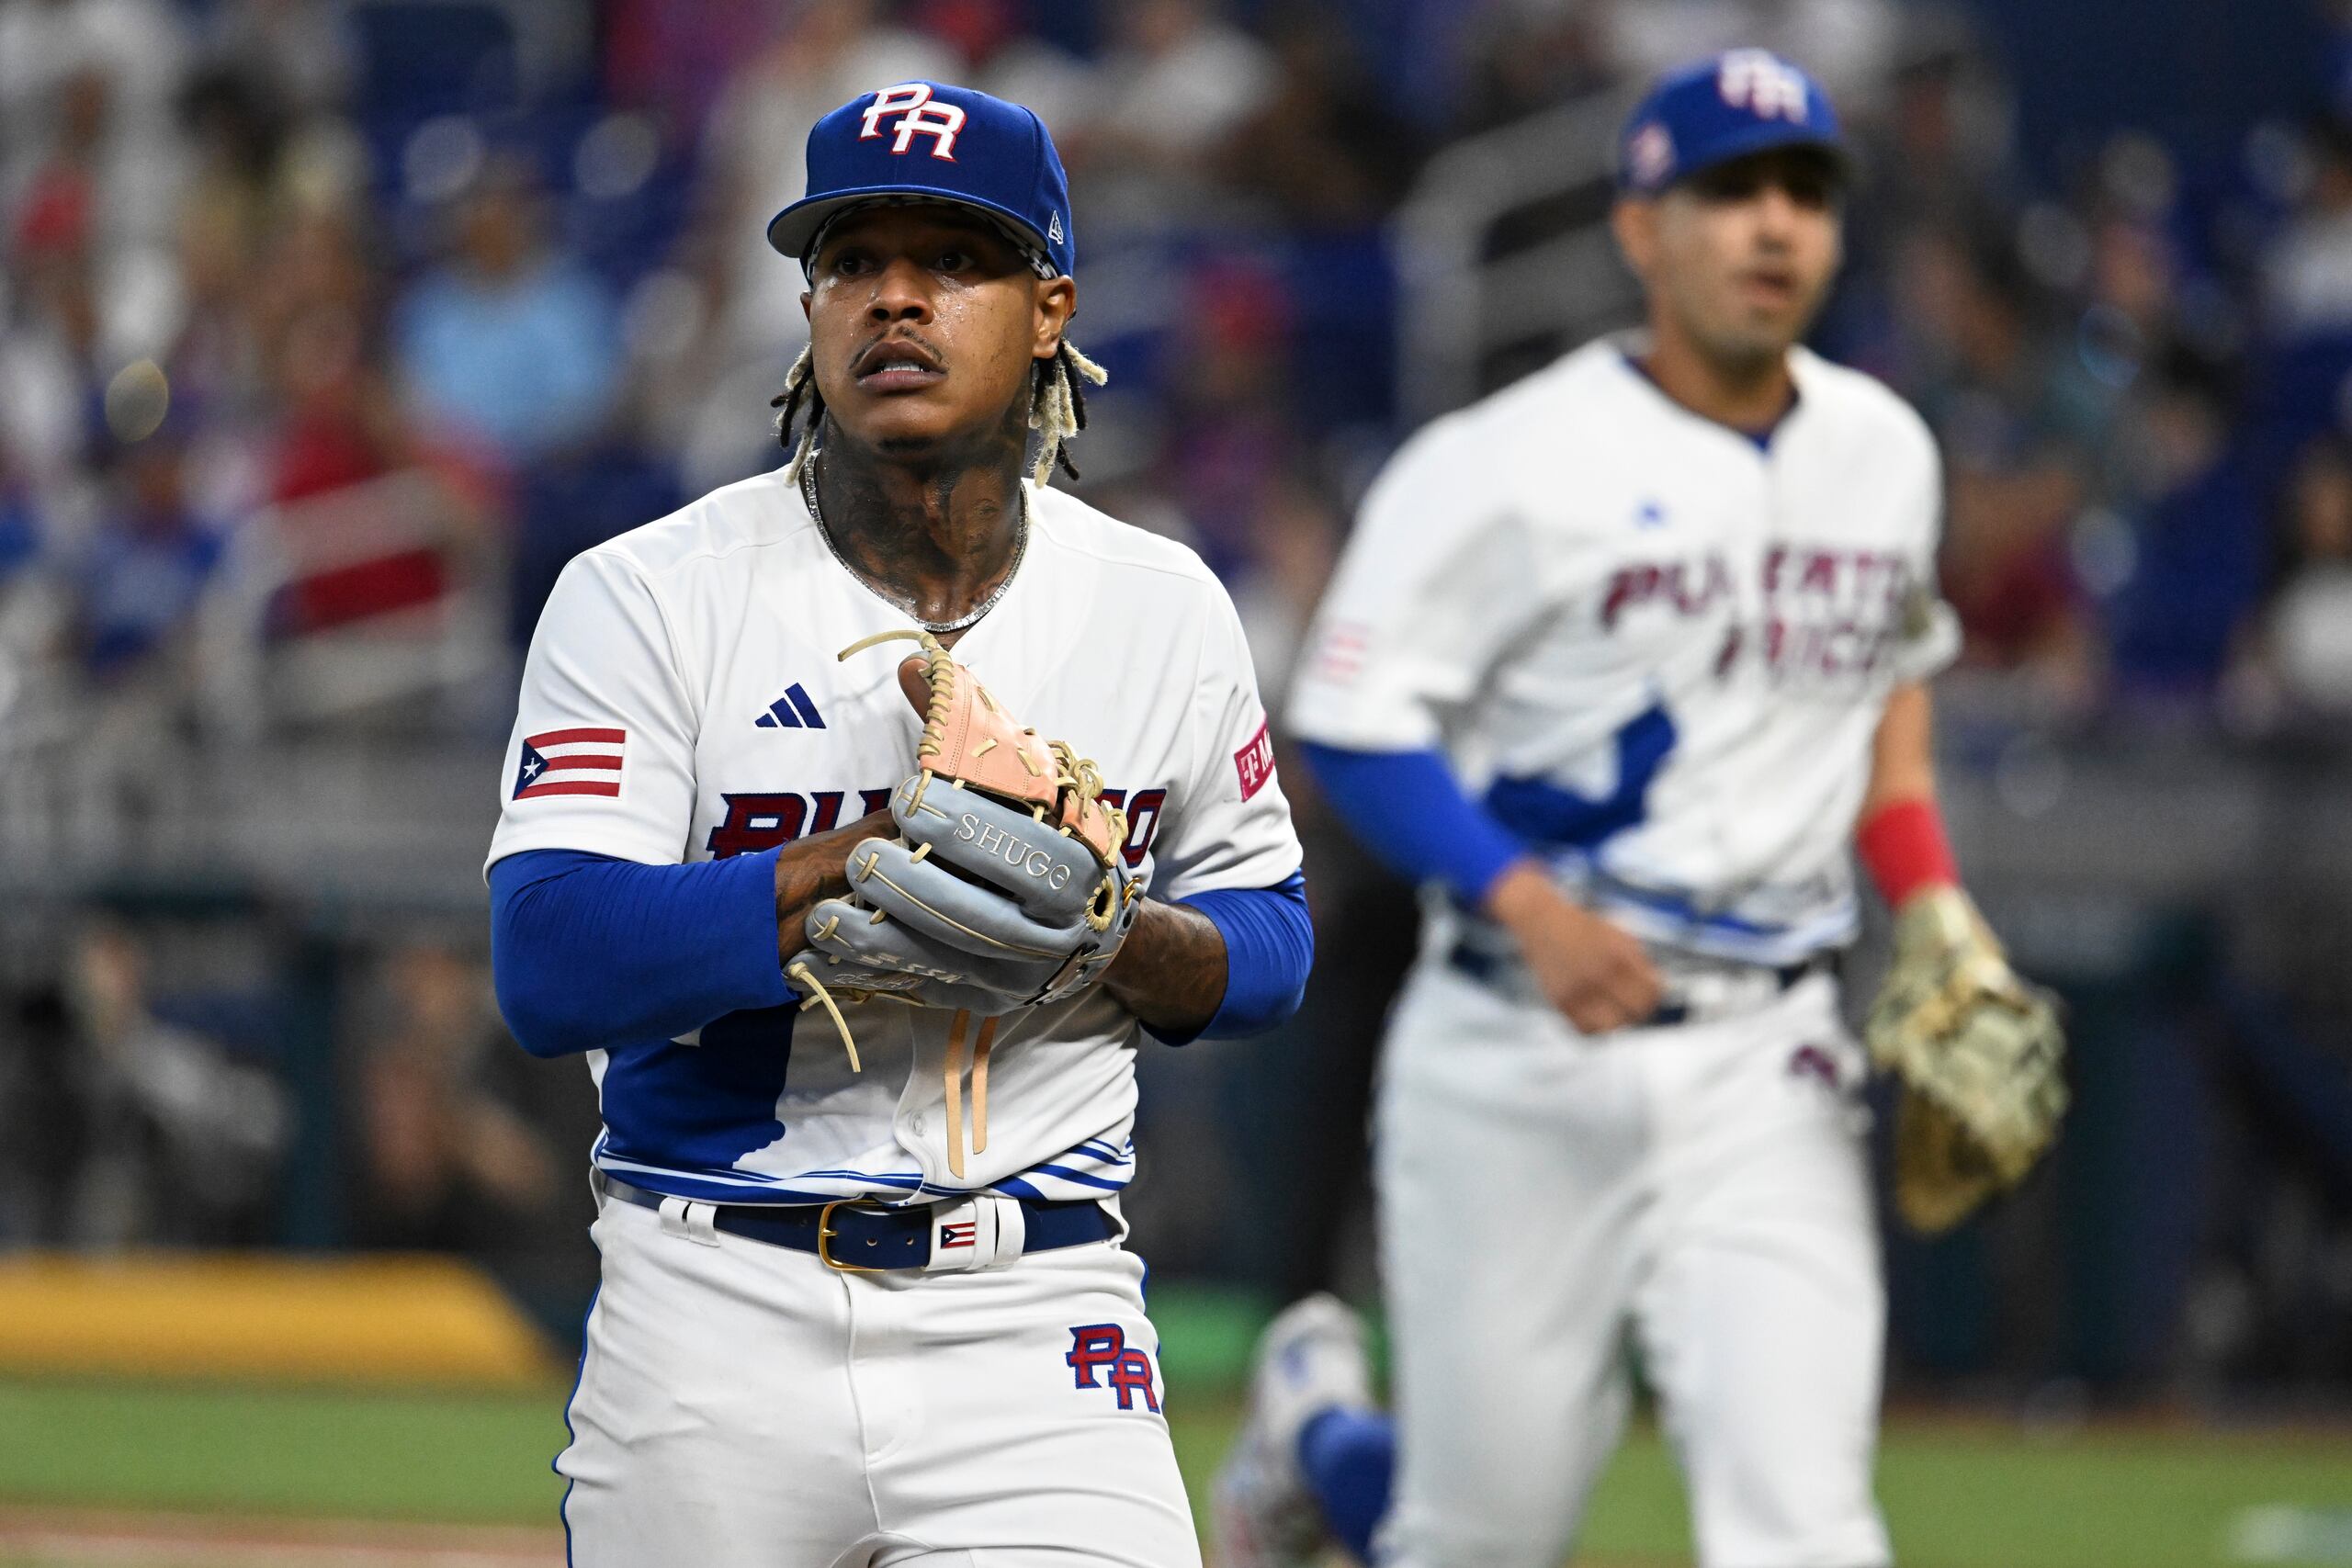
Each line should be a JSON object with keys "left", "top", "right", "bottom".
{"left": 860, "top": 83, "right": 966, "bottom": 161}
{"left": 1715, "top": 50, "right": 1811, "bottom": 122}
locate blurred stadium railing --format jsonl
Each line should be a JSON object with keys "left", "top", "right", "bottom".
{"left": 1394, "top": 87, "right": 1638, "bottom": 419}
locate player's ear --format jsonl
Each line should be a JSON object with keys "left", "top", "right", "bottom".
{"left": 1611, "top": 198, "right": 1658, "bottom": 283}
{"left": 1033, "top": 276, "right": 1076, "bottom": 360}
{"left": 801, "top": 290, "right": 813, "bottom": 321}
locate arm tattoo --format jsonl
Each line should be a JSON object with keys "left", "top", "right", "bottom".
{"left": 1102, "top": 899, "right": 1228, "bottom": 1036}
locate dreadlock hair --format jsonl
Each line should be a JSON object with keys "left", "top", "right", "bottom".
{"left": 772, "top": 340, "right": 1110, "bottom": 491}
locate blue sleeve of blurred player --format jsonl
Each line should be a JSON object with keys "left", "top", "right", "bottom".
{"left": 1295, "top": 741, "right": 1526, "bottom": 906}
{"left": 1151, "top": 870, "right": 1313, "bottom": 1047}
{"left": 488, "top": 848, "right": 794, "bottom": 1057}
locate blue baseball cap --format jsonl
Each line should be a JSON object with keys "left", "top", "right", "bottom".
{"left": 1616, "top": 50, "right": 1848, "bottom": 197}
{"left": 766, "top": 81, "right": 1075, "bottom": 277}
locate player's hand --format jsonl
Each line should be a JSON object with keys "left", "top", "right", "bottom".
{"left": 774, "top": 809, "right": 898, "bottom": 963}
{"left": 1484, "top": 862, "right": 1663, "bottom": 1034}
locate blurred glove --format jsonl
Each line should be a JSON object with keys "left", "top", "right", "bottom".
{"left": 1864, "top": 886, "right": 2069, "bottom": 1234}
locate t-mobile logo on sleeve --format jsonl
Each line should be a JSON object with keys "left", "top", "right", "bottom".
{"left": 1234, "top": 719, "right": 1277, "bottom": 801}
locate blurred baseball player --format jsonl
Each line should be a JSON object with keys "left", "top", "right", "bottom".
{"left": 487, "top": 82, "right": 1311, "bottom": 1567}
{"left": 1216, "top": 51, "right": 2064, "bottom": 1568}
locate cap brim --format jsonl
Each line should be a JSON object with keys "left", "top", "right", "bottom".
{"left": 766, "top": 186, "right": 1056, "bottom": 266}
{"left": 1632, "top": 121, "right": 1852, "bottom": 194}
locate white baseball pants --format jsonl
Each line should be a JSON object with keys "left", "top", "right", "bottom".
{"left": 1373, "top": 960, "right": 1892, "bottom": 1568}
{"left": 559, "top": 1190, "right": 1203, "bottom": 1567}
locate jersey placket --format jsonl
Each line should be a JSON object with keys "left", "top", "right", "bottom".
{"left": 898, "top": 1006, "right": 1005, "bottom": 1190}
{"left": 1686, "top": 439, "right": 1775, "bottom": 897}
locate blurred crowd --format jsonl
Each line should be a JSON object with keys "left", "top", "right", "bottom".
{"left": 4, "top": 0, "right": 2352, "bottom": 1390}
{"left": 2, "top": 0, "right": 2346, "bottom": 744}
{"left": 0, "top": 919, "right": 601, "bottom": 1326}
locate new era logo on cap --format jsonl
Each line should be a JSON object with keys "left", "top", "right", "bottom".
{"left": 766, "top": 80, "right": 1077, "bottom": 278}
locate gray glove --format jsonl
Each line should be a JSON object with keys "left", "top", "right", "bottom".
{"left": 800, "top": 773, "right": 1148, "bottom": 1011}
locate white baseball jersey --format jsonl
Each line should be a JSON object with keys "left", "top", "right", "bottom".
{"left": 488, "top": 468, "right": 1301, "bottom": 1208}
{"left": 1289, "top": 337, "right": 1958, "bottom": 964}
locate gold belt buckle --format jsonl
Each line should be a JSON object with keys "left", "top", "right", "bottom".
{"left": 816, "top": 1200, "right": 889, "bottom": 1272}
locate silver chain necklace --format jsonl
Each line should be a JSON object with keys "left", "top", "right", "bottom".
{"left": 801, "top": 455, "right": 1026, "bottom": 636}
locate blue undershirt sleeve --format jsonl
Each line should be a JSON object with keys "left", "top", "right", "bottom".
{"left": 1156, "top": 870, "right": 1313, "bottom": 1047}
{"left": 1295, "top": 740, "right": 1528, "bottom": 906}
{"left": 488, "top": 847, "right": 796, "bottom": 1057}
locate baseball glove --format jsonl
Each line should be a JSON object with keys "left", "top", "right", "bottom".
{"left": 785, "top": 629, "right": 1148, "bottom": 1074}
{"left": 1865, "top": 886, "right": 2068, "bottom": 1234}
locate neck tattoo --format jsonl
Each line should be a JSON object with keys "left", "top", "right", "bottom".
{"left": 801, "top": 453, "right": 1027, "bottom": 636}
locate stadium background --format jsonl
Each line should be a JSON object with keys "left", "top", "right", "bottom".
{"left": 2, "top": 0, "right": 2351, "bottom": 1562}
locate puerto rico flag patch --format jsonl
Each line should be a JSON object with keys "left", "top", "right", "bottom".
{"left": 1234, "top": 717, "right": 1276, "bottom": 801}
{"left": 514, "top": 727, "right": 625, "bottom": 799}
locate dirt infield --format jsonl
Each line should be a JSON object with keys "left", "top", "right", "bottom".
{"left": 0, "top": 1509, "right": 1662, "bottom": 1568}
{"left": 0, "top": 1508, "right": 1678, "bottom": 1568}
{"left": 0, "top": 1508, "right": 565, "bottom": 1567}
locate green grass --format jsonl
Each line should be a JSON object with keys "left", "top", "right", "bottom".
{"left": 5, "top": 1378, "right": 2352, "bottom": 1566}
{"left": 1563, "top": 1421, "right": 2352, "bottom": 1568}
{"left": 0, "top": 1380, "right": 567, "bottom": 1524}
{"left": 1871, "top": 1426, "right": 2352, "bottom": 1568}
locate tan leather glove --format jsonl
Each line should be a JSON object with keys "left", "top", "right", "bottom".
{"left": 1864, "top": 886, "right": 2069, "bottom": 1234}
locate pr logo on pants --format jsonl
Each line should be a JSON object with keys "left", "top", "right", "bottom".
{"left": 1788, "top": 1043, "right": 1843, "bottom": 1091}
{"left": 1065, "top": 1325, "right": 1160, "bottom": 1413}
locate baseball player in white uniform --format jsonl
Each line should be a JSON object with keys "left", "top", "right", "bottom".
{"left": 1214, "top": 51, "right": 2047, "bottom": 1568}
{"left": 488, "top": 82, "right": 1310, "bottom": 1567}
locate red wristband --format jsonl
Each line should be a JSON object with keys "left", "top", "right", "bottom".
{"left": 1855, "top": 797, "right": 1959, "bottom": 909}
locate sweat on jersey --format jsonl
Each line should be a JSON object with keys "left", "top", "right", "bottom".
{"left": 487, "top": 469, "right": 1303, "bottom": 1207}
{"left": 1287, "top": 339, "right": 1960, "bottom": 967}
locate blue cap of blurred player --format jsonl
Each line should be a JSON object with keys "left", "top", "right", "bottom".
{"left": 1616, "top": 51, "right": 1848, "bottom": 197}
{"left": 766, "top": 81, "right": 1075, "bottom": 278}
